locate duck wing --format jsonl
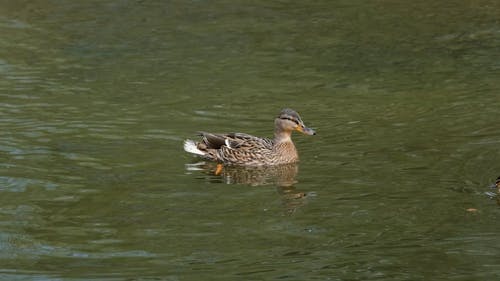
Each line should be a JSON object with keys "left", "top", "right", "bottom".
{"left": 198, "top": 132, "right": 227, "bottom": 149}
{"left": 199, "top": 132, "right": 273, "bottom": 150}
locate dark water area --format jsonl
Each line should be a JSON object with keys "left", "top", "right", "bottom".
{"left": 1, "top": 1, "right": 500, "bottom": 280}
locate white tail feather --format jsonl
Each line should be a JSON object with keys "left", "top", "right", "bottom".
{"left": 183, "top": 140, "right": 205, "bottom": 156}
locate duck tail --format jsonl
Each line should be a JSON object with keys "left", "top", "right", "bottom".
{"left": 183, "top": 139, "right": 205, "bottom": 156}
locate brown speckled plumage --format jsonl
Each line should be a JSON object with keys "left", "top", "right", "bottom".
{"left": 184, "top": 108, "right": 315, "bottom": 166}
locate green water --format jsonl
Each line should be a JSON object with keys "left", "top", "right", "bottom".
{"left": 1, "top": 1, "right": 500, "bottom": 280}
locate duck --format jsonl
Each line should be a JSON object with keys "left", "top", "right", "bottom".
{"left": 183, "top": 108, "right": 316, "bottom": 166}
{"left": 490, "top": 176, "right": 500, "bottom": 190}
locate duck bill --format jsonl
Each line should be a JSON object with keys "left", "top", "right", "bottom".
{"left": 296, "top": 125, "right": 316, "bottom": 135}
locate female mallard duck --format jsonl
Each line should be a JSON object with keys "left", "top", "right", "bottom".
{"left": 491, "top": 176, "right": 500, "bottom": 190}
{"left": 183, "top": 108, "right": 315, "bottom": 166}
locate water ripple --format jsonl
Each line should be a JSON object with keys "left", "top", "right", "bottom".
{"left": 0, "top": 176, "right": 58, "bottom": 192}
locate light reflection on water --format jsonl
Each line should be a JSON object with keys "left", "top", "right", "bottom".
{"left": 1, "top": 0, "right": 500, "bottom": 280}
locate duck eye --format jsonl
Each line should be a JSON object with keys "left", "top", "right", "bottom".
{"left": 280, "top": 117, "right": 299, "bottom": 125}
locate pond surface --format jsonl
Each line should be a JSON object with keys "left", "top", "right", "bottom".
{"left": 1, "top": 1, "right": 500, "bottom": 280}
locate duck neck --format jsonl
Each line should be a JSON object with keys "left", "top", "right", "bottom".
{"left": 273, "top": 129, "right": 298, "bottom": 162}
{"left": 274, "top": 129, "right": 293, "bottom": 144}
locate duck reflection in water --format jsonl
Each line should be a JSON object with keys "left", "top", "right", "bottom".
{"left": 185, "top": 161, "right": 308, "bottom": 213}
